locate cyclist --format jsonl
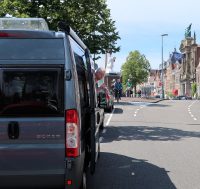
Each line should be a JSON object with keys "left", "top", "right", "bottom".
{"left": 114, "top": 78, "right": 122, "bottom": 100}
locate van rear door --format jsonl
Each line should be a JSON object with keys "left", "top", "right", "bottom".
{"left": 0, "top": 66, "right": 65, "bottom": 188}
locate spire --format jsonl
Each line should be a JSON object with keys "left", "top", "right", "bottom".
{"left": 194, "top": 31, "right": 196, "bottom": 43}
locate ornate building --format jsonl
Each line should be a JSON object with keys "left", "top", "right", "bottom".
{"left": 179, "top": 34, "right": 200, "bottom": 96}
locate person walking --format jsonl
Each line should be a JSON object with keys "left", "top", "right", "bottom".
{"left": 126, "top": 79, "right": 132, "bottom": 97}
{"left": 114, "top": 79, "right": 122, "bottom": 100}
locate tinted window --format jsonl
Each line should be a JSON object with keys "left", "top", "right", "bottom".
{"left": 0, "top": 69, "right": 64, "bottom": 117}
{"left": 0, "top": 39, "right": 65, "bottom": 60}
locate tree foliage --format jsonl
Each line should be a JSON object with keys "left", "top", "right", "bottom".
{"left": 0, "top": 0, "right": 120, "bottom": 58}
{"left": 121, "top": 51, "right": 151, "bottom": 93}
{"left": 191, "top": 82, "right": 197, "bottom": 97}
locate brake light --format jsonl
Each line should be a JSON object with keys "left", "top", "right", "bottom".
{"left": 0, "top": 32, "right": 25, "bottom": 37}
{"left": 65, "top": 109, "right": 80, "bottom": 157}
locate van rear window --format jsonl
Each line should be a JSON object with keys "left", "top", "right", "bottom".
{"left": 0, "top": 69, "right": 64, "bottom": 117}
{"left": 0, "top": 39, "right": 64, "bottom": 60}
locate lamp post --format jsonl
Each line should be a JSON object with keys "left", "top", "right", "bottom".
{"left": 161, "top": 34, "right": 168, "bottom": 99}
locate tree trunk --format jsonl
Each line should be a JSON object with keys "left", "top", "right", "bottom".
{"left": 134, "top": 85, "right": 137, "bottom": 97}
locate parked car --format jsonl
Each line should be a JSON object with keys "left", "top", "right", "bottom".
{"left": 155, "top": 94, "right": 161, "bottom": 98}
{"left": 97, "top": 86, "right": 114, "bottom": 113}
{"left": 0, "top": 18, "right": 101, "bottom": 189}
{"left": 177, "top": 95, "right": 192, "bottom": 100}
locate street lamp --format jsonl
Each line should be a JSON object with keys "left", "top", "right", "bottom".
{"left": 161, "top": 33, "right": 168, "bottom": 99}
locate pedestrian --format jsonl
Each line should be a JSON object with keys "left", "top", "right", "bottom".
{"left": 126, "top": 79, "right": 132, "bottom": 97}
{"left": 114, "top": 78, "right": 122, "bottom": 100}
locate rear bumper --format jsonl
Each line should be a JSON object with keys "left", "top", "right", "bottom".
{"left": 0, "top": 154, "right": 86, "bottom": 189}
{"left": 65, "top": 152, "right": 85, "bottom": 189}
{"left": 0, "top": 174, "right": 64, "bottom": 189}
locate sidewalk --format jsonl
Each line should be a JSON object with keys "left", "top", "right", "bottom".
{"left": 120, "top": 97, "right": 163, "bottom": 103}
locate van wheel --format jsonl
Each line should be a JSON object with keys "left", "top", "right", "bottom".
{"left": 107, "top": 106, "right": 112, "bottom": 113}
{"left": 100, "top": 115, "right": 104, "bottom": 130}
{"left": 98, "top": 136, "right": 100, "bottom": 159}
{"left": 80, "top": 170, "right": 87, "bottom": 189}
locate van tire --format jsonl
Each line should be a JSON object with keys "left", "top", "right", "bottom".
{"left": 90, "top": 114, "right": 96, "bottom": 175}
{"left": 97, "top": 136, "right": 100, "bottom": 159}
{"left": 80, "top": 170, "right": 87, "bottom": 189}
{"left": 100, "top": 115, "right": 104, "bottom": 130}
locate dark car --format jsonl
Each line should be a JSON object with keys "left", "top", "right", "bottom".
{"left": 177, "top": 95, "right": 192, "bottom": 100}
{"left": 98, "top": 85, "right": 114, "bottom": 113}
{"left": 0, "top": 18, "right": 101, "bottom": 189}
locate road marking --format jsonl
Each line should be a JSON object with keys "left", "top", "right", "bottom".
{"left": 134, "top": 114, "right": 137, "bottom": 117}
{"left": 106, "top": 108, "right": 115, "bottom": 126}
{"left": 102, "top": 129, "right": 107, "bottom": 133}
{"left": 188, "top": 100, "right": 198, "bottom": 121}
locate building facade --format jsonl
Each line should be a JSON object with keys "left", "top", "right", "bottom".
{"left": 179, "top": 35, "right": 200, "bottom": 96}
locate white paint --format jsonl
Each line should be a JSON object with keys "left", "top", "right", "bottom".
{"left": 106, "top": 108, "right": 115, "bottom": 126}
{"left": 102, "top": 129, "right": 107, "bottom": 134}
{"left": 188, "top": 100, "right": 198, "bottom": 121}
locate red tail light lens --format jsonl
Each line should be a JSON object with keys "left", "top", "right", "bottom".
{"left": 65, "top": 109, "right": 80, "bottom": 157}
{"left": 0, "top": 32, "right": 26, "bottom": 37}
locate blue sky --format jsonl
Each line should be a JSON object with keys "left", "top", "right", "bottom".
{"left": 97, "top": 0, "right": 200, "bottom": 72}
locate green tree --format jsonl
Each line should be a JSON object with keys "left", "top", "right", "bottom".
{"left": 0, "top": 0, "right": 120, "bottom": 60}
{"left": 121, "top": 51, "right": 151, "bottom": 97}
{"left": 191, "top": 82, "right": 197, "bottom": 98}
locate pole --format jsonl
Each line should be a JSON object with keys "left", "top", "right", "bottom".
{"left": 161, "top": 34, "right": 168, "bottom": 99}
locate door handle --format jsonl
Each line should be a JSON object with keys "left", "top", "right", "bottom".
{"left": 8, "top": 121, "right": 20, "bottom": 139}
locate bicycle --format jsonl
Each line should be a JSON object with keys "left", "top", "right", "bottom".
{"left": 115, "top": 89, "right": 121, "bottom": 102}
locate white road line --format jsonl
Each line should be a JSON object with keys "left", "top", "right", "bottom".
{"left": 102, "top": 129, "right": 107, "bottom": 134}
{"left": 188, "top": 100, "right": 198, "bottom": 121}
{"left": 106, "top": 108, "right": 115, "bottom": 126}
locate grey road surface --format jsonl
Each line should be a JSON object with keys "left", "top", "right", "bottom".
{"left": 88, "top": 100, "right": 200, "bottom": 189}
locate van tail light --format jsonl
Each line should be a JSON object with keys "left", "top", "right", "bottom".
{"left": 0, "top": 32, "right": 26, "bottom": 38}
{"left": 65, "top": 109, "right": 80, "bottom": 157}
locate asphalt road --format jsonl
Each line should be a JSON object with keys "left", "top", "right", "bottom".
{"left": 88, "top": 100, "right": 200, "bottom": 189}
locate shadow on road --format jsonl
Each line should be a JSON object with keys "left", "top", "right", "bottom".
{"left": 101, "top": 126, "right": 200, "bottom": 143}
{"left": 114, "top": 101, "right": 170, "bottom": 107}
{"left": 113, "top": 108, "right": 123, "bottom": 114}
{"left": 147, "top": 103, "right": 170, "bottom": 107}
{"left": 88, "top": 152, "right": 176, "bottom": 189}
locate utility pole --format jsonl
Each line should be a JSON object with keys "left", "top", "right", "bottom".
{"left": 161, "top": 34, "right": 168, "bottom": 99}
